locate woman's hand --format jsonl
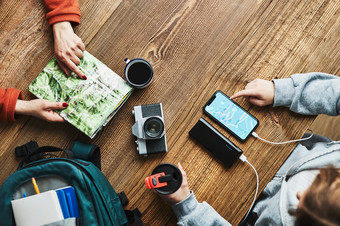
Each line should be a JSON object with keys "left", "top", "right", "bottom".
{"left": 230, "top": 79, "right": 275, "bottom": 106}
{"left": 159, "top": 163, "right": 191, "bottom": 205}
{"left": 15, "top": 99, "right": 68, "bottom": 122}
{"left": 52, "top": 21, "right": 86, "bottom": 79}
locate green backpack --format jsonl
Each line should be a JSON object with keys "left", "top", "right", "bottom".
{"left": 0, "top": 141, "right": 139, "bottom": 226}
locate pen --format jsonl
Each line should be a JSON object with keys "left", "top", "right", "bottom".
{"left": 31, "top": 177, "right": 40, "bottom": 194}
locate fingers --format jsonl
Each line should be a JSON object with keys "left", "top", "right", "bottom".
{"left": 245, "top": 80, "right": 257, "bottom": 89}
{"left": 74, "top": 48, "right": 84, "bottom": 59}
{"left": 230, "top": 89, "right": 259, "bottom": 99}
{"left": 178, "top": 162, "right": 183, "bottom": 171}
{"left": 63, "top": 58, "right": 86, "bottom": 79}
{"left": 77, "top": 41, "right": 85, "bottom": 52}
{"left": 28, "top": 99, "right": 67, "bottom": 122}
{"left": 178, "top": 163, "right": 188, "bottom": 185}
{"left": 44, "top": 101, "right": 69, "bottom": 111}
{"left": 178, "top": 163, "right": 186, "bottom": 177}
{"left": 64, "top": 39, "right": 85, "bottom": 79}
{"left": 45, "top": 112, "right": 65, "bottom": 122}
{"left": 56, "top": 58, "right": 70, "bottom": 76}
{"left": 53, "top": 22, "right": 86, "bottom": 80}
{"left": 43, "top": 102, "right": 68, "bottom": 122}
{"left": 231, "top": 79, "right": 274, "bottom": 106}
{"left": 231, "top": 90, "right": 271, "bottom": 106}
{"left": 56, "top": 50, "right": 86, "bottom": 79}
{"left": 247, "top": 97, "right": 266, "bottom": 106}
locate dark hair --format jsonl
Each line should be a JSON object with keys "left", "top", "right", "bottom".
{"left": 294, "top": 166, "right": 340, "bottom": 226}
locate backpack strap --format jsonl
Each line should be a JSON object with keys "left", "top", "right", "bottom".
{"left": 15, "top": 141, "right": 41, "bottom": 162}
{"left": 125, "top": 208, "right": 143, "bottom": 226}
{"left": 70, "top": 141, "right": 101, "bottom": 170}
{"left": 119, "top": 192, "right": 143, "bottom": 225}
{"left": 17, "top": 146, "right": 74, "bottom": 169}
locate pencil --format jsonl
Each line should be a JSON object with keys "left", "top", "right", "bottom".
{"left": 31, "top": 177, "right": 40, "bottom": 194}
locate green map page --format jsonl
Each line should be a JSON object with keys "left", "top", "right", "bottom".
{"left": 29, "top": 51, "right": 133, "bottom": 138}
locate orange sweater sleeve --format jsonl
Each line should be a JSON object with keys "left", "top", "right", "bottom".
{"left": 0, "top": 88, "right": 22, "bottom": 121}
{"left": 44, "top": 0, "right": 81, "bottom": 26}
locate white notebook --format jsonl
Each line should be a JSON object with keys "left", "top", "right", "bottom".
{"left": 11, "top": 190, "right": 64, "bottom": 226}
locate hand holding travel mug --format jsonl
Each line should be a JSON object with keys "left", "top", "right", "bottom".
{"left": 124, "top": 58, "right": 153, "bottom": 88}
{"left": 145, "top": 163, "right": 190, "bottom": 205}
{"left": 145, "top": 163, "right": 183, "bottom": 195}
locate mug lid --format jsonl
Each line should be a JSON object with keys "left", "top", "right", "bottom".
{"left": 152, "top": 163, "right": 182, "bottom": 195}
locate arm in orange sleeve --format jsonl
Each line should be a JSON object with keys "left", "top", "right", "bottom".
{"left": 44, "top": 0, "right": 81, "bottom": 26}
{"left": 0, "top": 88, "right": 22, "bottom": 121}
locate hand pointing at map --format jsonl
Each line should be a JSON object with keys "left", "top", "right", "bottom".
{"left": 230, "top": 79, "right": 275, "bottom": 107}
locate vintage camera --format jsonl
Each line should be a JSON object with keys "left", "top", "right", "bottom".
{"left": 132, "top": 103, "right": 168, "bottom": 155}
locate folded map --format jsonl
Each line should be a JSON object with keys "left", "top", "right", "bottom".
{"left": 29, "top": 51, "right": 133, "bottom": 138}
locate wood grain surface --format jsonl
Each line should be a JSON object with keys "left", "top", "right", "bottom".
{"left": 1, "top": 0, "right": 340, "bottom": 225}
{"left": 310, "top": 115, "right": 340, "bottom": 141}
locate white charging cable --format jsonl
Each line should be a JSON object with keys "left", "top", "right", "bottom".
{"left": 239, "top": 154, "right": 259, "bottom": 224}
{"left": 238, "top": 131, "right": 313, "bottom": 223}
{"left": 251, "top": 130, "right": 313, "bottom": 145}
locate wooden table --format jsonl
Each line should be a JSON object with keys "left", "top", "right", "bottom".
{"left": 1, "top": 0, "right": 340, "bottom": 225}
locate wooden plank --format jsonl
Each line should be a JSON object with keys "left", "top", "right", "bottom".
{"left": 310, "top": 115, "right": 340, "bottom": 141}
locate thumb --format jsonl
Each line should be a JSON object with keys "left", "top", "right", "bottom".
{"left": 248, "top": 97, "right": 266, "bottom": 106}
{"left": 177, "top": 163, "right": 187, "bottom": 179}
{"left": 178, "top": 162, "right": 185, "bottom": 173}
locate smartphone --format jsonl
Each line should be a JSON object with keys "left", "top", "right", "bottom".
{"left": 203, "top": 90, "right": 259, "bottom": 142}
{"left": 189, "top": 118, "right": 242, "bottom": 168}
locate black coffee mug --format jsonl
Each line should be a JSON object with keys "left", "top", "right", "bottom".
{"left": 150, "top": 163, "right": 183, "bottom": 195}
{"left": 124, "top": 58, "right": 153, "bottom": 88}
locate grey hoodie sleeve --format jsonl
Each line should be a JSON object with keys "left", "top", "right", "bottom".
{"left": 171, "top": 191, "right": 232, "bottom": 226}
{"left": 273, "top": 72, "right": 340, "bottom": 116}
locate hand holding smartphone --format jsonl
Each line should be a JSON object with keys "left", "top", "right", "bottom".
{"left": 203, "top": 90, "right": 259, "bottom": 142}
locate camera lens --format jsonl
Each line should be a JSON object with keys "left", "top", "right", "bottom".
{"left": 144, "top": 117, "right": 164, "bottom": 138}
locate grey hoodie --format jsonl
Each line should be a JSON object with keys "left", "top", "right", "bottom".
{"left": 171, "top": 72, "right": 340, "bottom": 226}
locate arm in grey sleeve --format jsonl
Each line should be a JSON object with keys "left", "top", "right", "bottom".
{"left": 273, "top": 72, "right": 340, "bottom": 116}
{"left": 171, "top": 191, "right": 232, "bottom": 226}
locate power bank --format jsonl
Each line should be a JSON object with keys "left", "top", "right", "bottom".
{"left": 189, "top": 118, "right": 242, "bottom": 168}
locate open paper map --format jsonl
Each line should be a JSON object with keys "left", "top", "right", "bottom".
{"left": 29, "top": 51, "right": 133, "bottom": 138}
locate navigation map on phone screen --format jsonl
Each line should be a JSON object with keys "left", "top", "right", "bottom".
{"left": 204, "top": 91, "right": 258, "bottom": 140}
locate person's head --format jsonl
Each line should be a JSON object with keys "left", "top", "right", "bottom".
{"left": 294, "top": 166, "right": 340, "bottom": 226}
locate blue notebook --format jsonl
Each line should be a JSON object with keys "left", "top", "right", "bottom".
{"left": 55, "top": 189, "right": 70, "bottom": 218}
{"left": 55, "top": 186, "right": 79, "bottom": 218}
